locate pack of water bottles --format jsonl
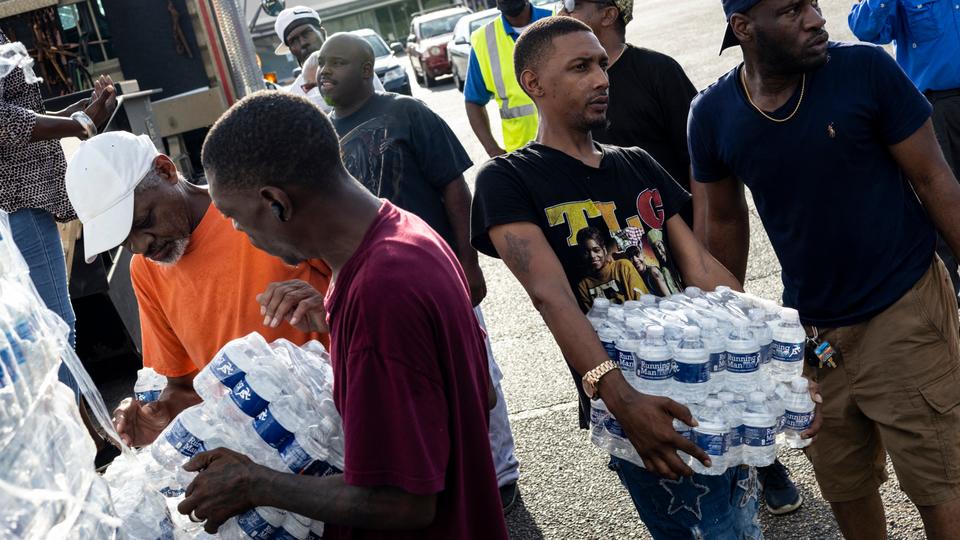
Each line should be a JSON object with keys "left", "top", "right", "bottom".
{"left": 110, "top": 333, "right": 343, "bottom": 539}
{"left": 0, "top": 211, "right": 126, "bottom": 538}
{"left": 587, "top": 286, "right": 816, "bottom": 475}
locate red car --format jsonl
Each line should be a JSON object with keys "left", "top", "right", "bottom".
{"left": 406, "top": 6, "right": 472, "bottom": 88}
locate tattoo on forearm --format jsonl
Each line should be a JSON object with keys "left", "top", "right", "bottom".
{"left": 503, "top": 232, "right": 532, "bottom": 274}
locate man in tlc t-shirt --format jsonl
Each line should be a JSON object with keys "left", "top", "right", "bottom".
{"left": 471, "top": 17, "right": 764, "bottom": 540}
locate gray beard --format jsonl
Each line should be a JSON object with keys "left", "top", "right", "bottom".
{"left": 150, "top": 238, "right": 190, "bottom": 266}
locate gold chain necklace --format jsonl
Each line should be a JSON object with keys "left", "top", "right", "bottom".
{"left": 740, "top": 67, "right": 805, "bottom": 123}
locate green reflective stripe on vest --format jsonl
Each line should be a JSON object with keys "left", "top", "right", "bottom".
{"left": 471, "top": 17, "right": 538, "bottom": 151}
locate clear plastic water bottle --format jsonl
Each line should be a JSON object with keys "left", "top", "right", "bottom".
{"left": 279, "top": 422, "right": 344, "bottom": 476}
{"left": 219, "top": 507, "right": 285, "bottom": 539}
{"left": 740, "top": 392, "right": 778, "bottom": 467}
{"left": 275, "top": 513, "right": 312, "bottom": 540}
{"left": 251, "top": 397, "right": 305, "bottom": 450}
{"left": 673, "top": 326, "right": 711, "bottom": 405}
{"left": 663, "top": 323, "right": 684, "bottom": 352}
{"left": 597, "top": 323, "right": 621, "bottom": 366}
{"left": 636, "top": 325, "right": 674, "bottom": 397}
{"left": 673, "top": 412, "right": 695, "bottom": 464}
{"left": 134, "top": 368, "right": 165, "bottom": 403}
{"left": 724, "top": 322, "right": 761, "bottom": 395}
{"left": 684, "top": 286, "right": 703, "bottom": 299}
{"left": 691, "top": 398, "right": 728, "bottom": 475}
{"left": 600, "top": 403, "right": 644, "bottom": 467}
{"left": 782, "top": 376, "right": 815, "bottom": 449}
{"left": 748, "top": 308, "right": 773, "bottom": 372}
{"left": 0, "top": 332, "right": 23, "bottom": 425}
{"left": 193, "top": 347, "right": 257, "bottom": 402}
{"left": 639, "top": 294, "right": 658, "bottom": 307}
{"left": 700, "top": 318, "right": 726, "bottom": 394}
{"left": 765, "top": 383, "right": 787, "bottom": 434}
{"left": 590, "top": 398, "right": 611, "bottom": 451}
{"left": 586, "top": 297, "right": 611, "bottom": 330}
{"left": 150, "top": 405, "right": 221, "bottom": 474}
{"left": 616, "top": 319, "right": 644, "bottom": 389}
{"left": 718, "top": 391, "right": 744, "bottom": 466}
{"left": 608, "top": 305, "right": 626, "bottom": 327}
{"left": 218, "top": 366, "right": 286, "bottom": 422}
{"left": 770, "top": 308, "right": 806, "bottom": 383}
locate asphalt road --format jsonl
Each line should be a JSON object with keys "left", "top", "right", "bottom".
{"left": 400, "top": 2, "right": 926, "bottom": 538}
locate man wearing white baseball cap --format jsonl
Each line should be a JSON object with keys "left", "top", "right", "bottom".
{"left": 275, "top": 6, "right": 325, "bottom": 100}
{"left": 65, "top": 131, "right": 332, "bottom": 448}
{"left": 274, "top": 6, "right": 324, "bottom": 65}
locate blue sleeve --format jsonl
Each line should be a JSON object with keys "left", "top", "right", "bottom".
{"left": 867, "top": 45, "right": 932, "bottom": 145}
{"left": 464, "top": 50, "right": 492, "bottom": 106}
{"left": 687, "top": 96, "right": 731, "bottom": 183}
{"left": 848, "top": 0, "right": 897, "bottom": 44}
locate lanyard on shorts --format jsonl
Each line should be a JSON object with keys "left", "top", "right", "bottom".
{"left": 805, "top": 326, "right": 838, "bottom": 369}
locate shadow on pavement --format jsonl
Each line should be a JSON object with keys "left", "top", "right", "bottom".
{"left": 506, "top": 491, "right": 546, "bottom": 540}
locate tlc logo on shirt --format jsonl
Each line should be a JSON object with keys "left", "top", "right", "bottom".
{"left": 544, "top": 189, "right": 664, "bottom": 246}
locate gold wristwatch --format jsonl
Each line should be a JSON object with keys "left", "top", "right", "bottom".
{"left": 582, "top": 360, "right": 619, "bottom": 400}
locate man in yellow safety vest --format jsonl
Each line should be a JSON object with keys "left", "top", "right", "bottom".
{"left": 463, "top": 0, "right": 553, "bottom": 156}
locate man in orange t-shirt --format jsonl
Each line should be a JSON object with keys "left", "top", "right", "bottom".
{"left": 64, "top": 132, "right": 330, "bottom": 447}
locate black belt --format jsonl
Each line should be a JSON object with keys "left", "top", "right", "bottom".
{"left": 925, "top": 87, "right": 960, "bottom": 102}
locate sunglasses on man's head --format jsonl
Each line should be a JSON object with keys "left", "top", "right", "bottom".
{"left": 561, "top": 0, "right": 614, "bottom": 13}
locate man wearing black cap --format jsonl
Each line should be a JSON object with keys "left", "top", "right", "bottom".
{"left": 690, "top": 1, "right": 960, "bottom": 538}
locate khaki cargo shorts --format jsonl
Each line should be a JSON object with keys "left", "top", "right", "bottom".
{"left": 803, "top": 257, "right": 960, "bottom": 506}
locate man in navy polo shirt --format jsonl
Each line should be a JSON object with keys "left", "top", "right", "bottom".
{"left": 690, "top": 1, "right": 960, "bottom": 538}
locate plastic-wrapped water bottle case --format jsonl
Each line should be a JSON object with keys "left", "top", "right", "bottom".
{"left": 586, "top": 286, "right": 816, "bottom": 474}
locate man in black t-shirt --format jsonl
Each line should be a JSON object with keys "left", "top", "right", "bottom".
{"left": 317, "top": 33, "right": 522, "bottom": 512}
{"left": 562, "top": 0, "right": 801, "bottom": 513}
{"left": 560, "top": 0, "right": 697, "bottom": 226}
{"left": 470, "top": 17, "right": 770, "bottom": 539}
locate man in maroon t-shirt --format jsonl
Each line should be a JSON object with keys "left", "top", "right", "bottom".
{"left": 175, "top": 92, "right": 507, "bottom": 539}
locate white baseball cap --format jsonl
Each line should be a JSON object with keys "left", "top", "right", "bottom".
{"left": 274, "top": 6, "right": 322, "bottom": 55}
{"left": 65, "top": 132, "right": 160, "bottom": 263}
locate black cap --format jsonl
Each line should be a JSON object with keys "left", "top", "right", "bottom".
{"left": 719, "top": 0, "right": 762, "bottom": 54}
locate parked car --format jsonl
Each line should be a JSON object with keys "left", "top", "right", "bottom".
{"left": 350, "top": 28, "right": 412, "bottom": 95}
{"left": 447, "top": 8, "right": 500, "bottom": 93}
{"left": 406, "top": 6, "right": 472, "bottom": 88}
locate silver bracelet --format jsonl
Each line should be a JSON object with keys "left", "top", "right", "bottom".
{"left": 70, "top": 111, "right": 97, "bottom": 139}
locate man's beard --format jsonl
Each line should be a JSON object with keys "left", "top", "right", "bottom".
{"left": 756, "top": 28, "right": 829, "bottom": 75}
{"left": 149, "top": 238, "right": 190, "bottom": 266}
{"left": 579, "top": 115, "right": 609, "bottom": 133}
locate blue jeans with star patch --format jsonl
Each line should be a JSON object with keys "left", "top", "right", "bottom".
{"left": 610, "top": 457, "right": 763, "bottom": 540}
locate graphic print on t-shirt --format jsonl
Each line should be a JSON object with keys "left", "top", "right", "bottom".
{"left": 338, "top": 117, "right": 402, "bottom": 198}
{"left": 547, "top": 187, "right": 684, "bottom": 311}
